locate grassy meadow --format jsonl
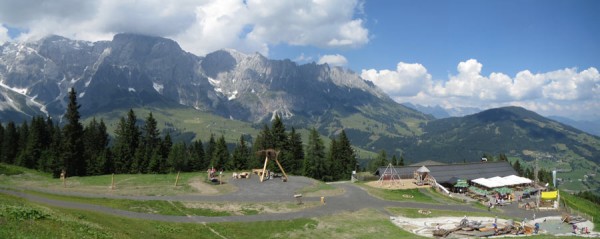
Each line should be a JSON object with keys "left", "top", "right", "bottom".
{"left": 0, "top": 190, "right": 417, "bottom": 239}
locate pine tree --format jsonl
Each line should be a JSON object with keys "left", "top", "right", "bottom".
{"left": 271, "top": 115, "right": 292, "bottom": 173}
{"left": 391, "top": 155, "right": 398, "bottom": 166}
{"left": 46, "top": 124, "right": 63, "bottom": 177}
{"left": 271, "top": 115, "right": 286, "bottom": 149}
{"left": 251, "top": 124, "right": 272, "bottom": 170}
{"left": 188, "top": 139, "right": 206, "bottom": 171}
{"left": 19, "top": 117, "right": 46, "bottom": 169}
{"left": 287, "top": 127, "right": 304, "bottom": 175}
{"left": 1, "top": 122, "right": 18, "bottom": 164}
{"left": 16, "top": 122, "right": 29, "bottom": 163}
{"left": 399, "top": 154, "right": 405, "bottom": 166}
{"left": 167, "top": 142, "right": 187, "bottom": 172}
{"left": 62, "top": 88, "right": 86, "bottom": 176}
{"left": 249, "top": 133, "right": 265, "bottom": 169}
{"left": 136, "top": 112, "right": 161, "bottom": 173}
{"left": 159, "top": 133, "right": 173, "bottom": 173}
{"left": 146, "top": 147, "right": 162, "bottom": 173}
{"left": 304, "top": 128, "right": 326, "bottom": 180}
{"left": 260, "top": 124, "right": 273, "bottom": 149}
{"left": 213, "top": 135, "right": 230, "bottom": 170}
{"left": 37, "top": 117, "right": 55, "bottom": 172}
{"left": 512, "top": 160, "right": 523, "bottom": 176}
{"left": 83, "top": 118, "right": 109, "bottom": 175}
{"left": 231, "top": 135, "right": 250, "bottom": 170}
{"left": 112, "top": 109, "right": 140, "bottom": 173}
{"left": 204, "top": 134, "right": 216, "bottom": 167}
{"left": 370, "top": 150, "right": 388, "bottom": 171}
{"left": 336, "top": 130, "right": 356, "bottom": 179}
{"left": 327, "top": 138, "right": 340, "bottom": 181}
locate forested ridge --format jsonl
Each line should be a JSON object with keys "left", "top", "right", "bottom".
{"left": 0, "top": 88, "right": 357, "bottom": 181}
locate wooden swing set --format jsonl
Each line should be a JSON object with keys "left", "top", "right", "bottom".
{"left": 256, "top": 149, "right": 288, "bottom": 182}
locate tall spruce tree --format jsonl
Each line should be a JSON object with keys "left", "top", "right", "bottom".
{"left": 46, "top": 124, "right": 64, "bottom": 177}
{"left": 271, "top": 115, "right": 286, "bottom": 149}
{"left": 336, "top": 130, "right": 356, "bottom": 180}
{"left": 83, "top": 118, "right": 110, "bottom": 175}
{"left": 304, "top": 128, "right": 326, "bottom": 180}
{"left": 62, "top": 88, "right": 86, "bottom": 176}
{"left": 137, "top": 112, "right": 160, "bottom": 173}
{"left": 188, "top": 139, "right": 206, "bottom": 171}
{"left": 370, "top": 150, "right": 388, "bottom": 171}
{"left": 249, "top": 132, "right": 265, "bottom": 169}
{"left": 19, "top": 116, "right": 46, "bottom": 169}
{"left": 399, "top": 154, "right": 405, "bottom": 166}
{"left": 159, "top": 133, "right": 173, "bottom": 173}
{"left": 271, "top": 115, "right": 290, "bottom": 172}
{"left": 327, "top": 138, "right": 340, "bottom": 180}
{"left": 16, "top": 122, "right": 28, "bottom": 162}
{"left": 213, "top": 135, "right": 230, "bottom": 170}
{"left": 112, "top": 109, "right": 140, "bottom": 173}
{"left": 1, "top": 122, "right": 18, "bottom": 164}
{"left": 205, "top": 134, "right": 216, "bottom": 168}
{"left": 231, "top": 135, "right": 250, "bottom": 170}
{"left": 287, "top": 127, "right": 304, "bottom": 175}
{"left": 167, "top": 142, "right": 187, "bottom": 172}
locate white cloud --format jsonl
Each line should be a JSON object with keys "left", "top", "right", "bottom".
{"left": 293, "top": 53, "right": 313, "bottom": 63}
{"left": 0, "top": 24, "right": 9, "bottom": 43}
{"left": 365, "top": 59, "right": 600, "bottom": 120}
{"left": 361, "top": 62, "right": 432, "bottom": 97}
{"left": 318, "top": 54, "right": 348, "bottom": 67}
{"left": 0, "top": 0, "right": 368, "bottom": 56}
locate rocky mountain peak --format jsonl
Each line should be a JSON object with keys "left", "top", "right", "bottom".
{"left": 0, "top": 33, "right": 426, "bottom": 129}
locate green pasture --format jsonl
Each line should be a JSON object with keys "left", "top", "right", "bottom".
{"left": 561, "top": 190, "right": 600, "bottom": 229}
{"left": 0, "top": 192, "right": 417, "bottom": 239}
{"left": 85, "top": 106, "right": 259, "bottom": 143}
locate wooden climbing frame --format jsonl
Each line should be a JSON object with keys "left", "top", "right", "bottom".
{"left": 256, "top": 149, "right": 288, "bottom": 182}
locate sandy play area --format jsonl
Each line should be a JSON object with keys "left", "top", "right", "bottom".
{"left": 366, "top": 179, "right": 432, "bottom": 190}
{"left": 390, "top": 215, "right": 598, "bottom": 238}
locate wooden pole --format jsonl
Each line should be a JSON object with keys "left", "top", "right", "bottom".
{"left": 111, "top": 173, "right": 115, "bottom": 190}
{"left": 60, "top": 170, "right": 66, "bottom": 188}
{"left": 273, "top": 151, "right": 288, "bottom": 182}
{"left": 175, "top": 171, "right": 180, "bottom": 187}
{"left": 260, "top": 155, "right": 269, "bottom": 182}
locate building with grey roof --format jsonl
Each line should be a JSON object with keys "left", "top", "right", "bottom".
{"left": 374, "top": 161, "right": 517, "bottom": 184}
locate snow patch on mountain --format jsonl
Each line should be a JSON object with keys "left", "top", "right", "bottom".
{"left": 208, "top": 77, "right": 219, "bottom": 86}
{"left": 30, "top": 95, "right": 48, "bottom": 116}
{"left": 153, "top": 82, "right": 164, "bottom": 93}
{"left": 228, "top": 90, "right": 238, "bottom": 100}
{"left": 0, "top": 81, "right": 27, "bottom": 95}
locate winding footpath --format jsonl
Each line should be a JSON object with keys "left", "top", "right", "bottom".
{"left": 0, "top": 176, "right": 559, "bottom": 223}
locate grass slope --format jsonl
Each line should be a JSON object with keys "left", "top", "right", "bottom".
{"left": 0, "top": 192, "right": 416, "bottom": 239}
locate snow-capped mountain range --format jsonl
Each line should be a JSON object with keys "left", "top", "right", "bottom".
{"left": 0, "top": 33, "right": 421, "bottom": 125}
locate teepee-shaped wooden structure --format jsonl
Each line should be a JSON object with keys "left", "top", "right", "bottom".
{"left": 378, "top": 163, "right": 401, "bottom": 185}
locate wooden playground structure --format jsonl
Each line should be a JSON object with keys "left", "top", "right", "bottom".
{"left": 256, "top": 149, "right": 288, "bottom": 182}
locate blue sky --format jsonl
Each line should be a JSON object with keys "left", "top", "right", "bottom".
{"left": 0, "top": 0, "right": 598, "bottom": 120}
{"left": 269, "top": 0, "right": 600, "bottom": 79}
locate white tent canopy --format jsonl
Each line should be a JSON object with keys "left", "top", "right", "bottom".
{"left": 472, "top": 175, "right": 533, "bottom": 188}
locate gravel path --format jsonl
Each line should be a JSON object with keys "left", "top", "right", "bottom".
{"left": 0, "top": 176, "right": 560, "bottom": 223}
